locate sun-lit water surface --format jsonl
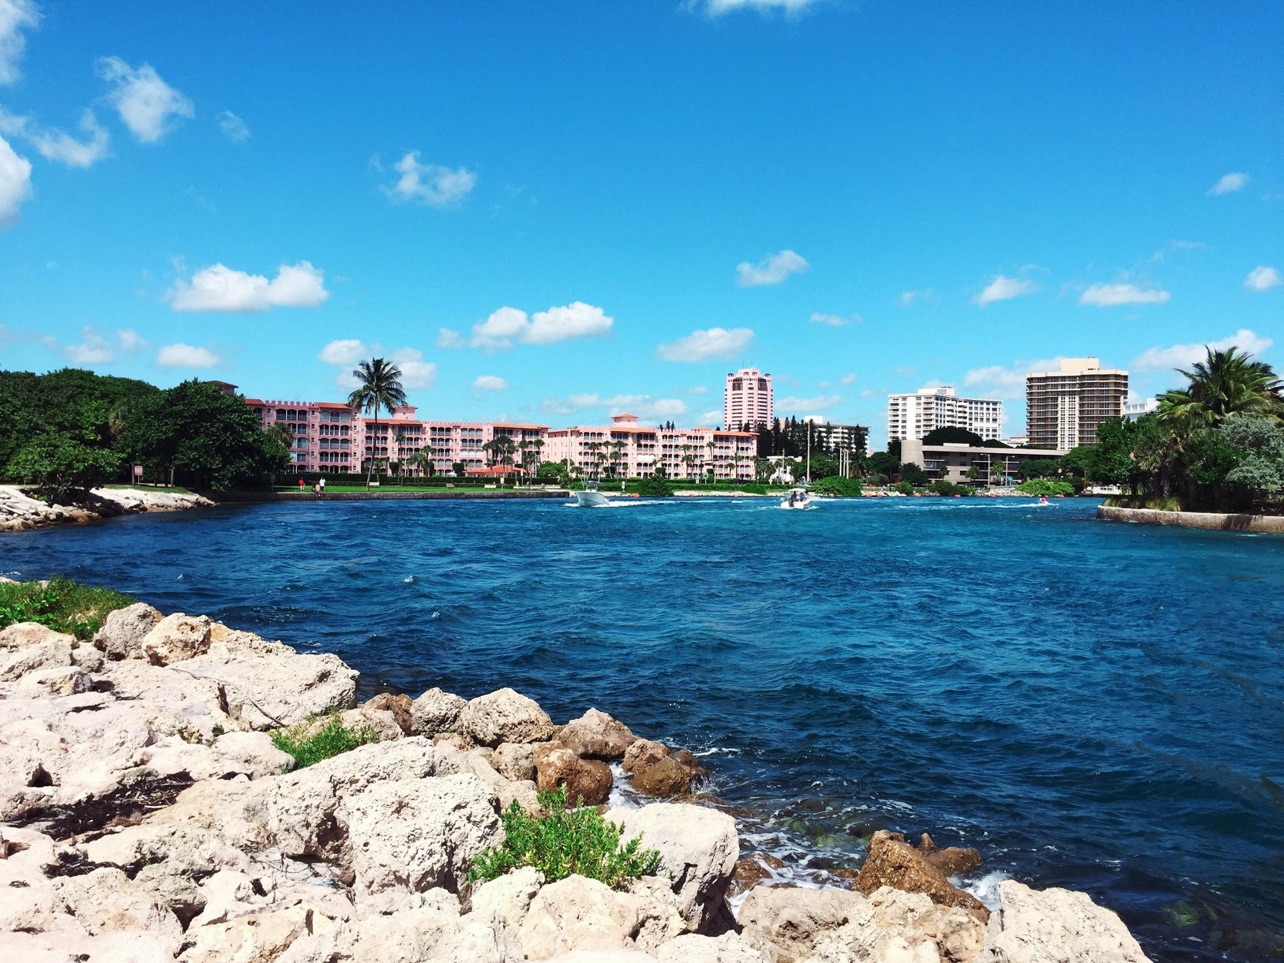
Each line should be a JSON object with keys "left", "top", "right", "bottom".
{"left": 4, "top": 495, "right": 1283, "bottom": 961}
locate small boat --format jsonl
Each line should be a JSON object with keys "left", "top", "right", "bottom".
{"left": 574, "top": 479, "right": 610, "bottom": 508}
{"left": 779, "top": 487, "right": 814, "bottom": 510}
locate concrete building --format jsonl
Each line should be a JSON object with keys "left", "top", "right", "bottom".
{"left": 724, "top": 368, "right": 773, "bottom": 429}
{"left": 887, "top": 386, "right": 1003, "bottom": 442}
{"left": 900, "top": 439, "right": 1066, "bottom": 486}
{"left": 545, "top": 414, "right": 757, "bottom": 481}
{"left": 1025, "top": 358, "right": 1128, "bottom": 450}
{"left": 1123, "top": 397, "right": 1159, "bottom": 420}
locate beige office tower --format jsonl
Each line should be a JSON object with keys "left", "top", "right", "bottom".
{"left": 724, "top": 368, "right": 773, "bottom": 429}
{"left": 1025, "top": 358, "right": 1128, "bottom": 450}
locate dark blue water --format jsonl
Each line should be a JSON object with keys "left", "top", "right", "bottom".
{"left": 4, "top": 496, "right": 1282, "bottom": 961}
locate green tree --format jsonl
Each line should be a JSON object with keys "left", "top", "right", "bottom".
{"left": 922, "top": 426, "right": 985, "bottom": 446}
{"left": 5, "top": 431, "right": 123, "bottom": 502}
{"left": 1158, "top": 346, "right": 1283, "bottom": 426}
{"left": 347, "top": 358, "right": 407, "bottom": 490}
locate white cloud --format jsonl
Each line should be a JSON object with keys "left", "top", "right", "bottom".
{"left": 157, "top": 343, "right": 219, "bottom": 368}
{"left": 169, "top": 261, "right": 329, "bottom": 312}
{"left": 388, "top": 348, "right": 437, "bottom": 390}
{"left": 693, "top": 0, "right": 822, "bottom": 15}
{"left": 775, "top": 394, "right": 841, "bottom": 414}
{"left": 65, "top": 327, "right": 113, "bottom": 364}
{"left": 898, "top": 289, "right": 933, "bottom": 307}
{"left": 698, "top": 409, "right": 722, "bottom": 425}
{"left": 217, "top": 109, "right": 249, "bottom": 143}
{"left": 472, "top": 375, "right": 508, "bottom": 392}
{"left": 962, "top": 357, "right": 1063, "bottom": 400}
{"left": 1130, "top": 329, "right": 1273, "bottom": 373}
{"left": 1208, "top": 172, "right": 1248, "bottom": 196}
{"left": 0, "top": 108, "right": 110, "bottom": 168}
{"left": 975, "top": 274, "right": 1037, "bottom": 306}
{"left": 1245, "top": 266, "right": 1280, "bottom": 292}
{"left": 810, "top": 311, "right": 859, "bottom": 327}
{"left": 96, "top": 57, "right": 194, "bottom": 144}
{"left": 0, "top": 0, "right": 39, "bottom": 85}
{"left": 540, "top": 393, "right": 688, "bottom": 422}
{"left": 319, "top": 339, "right": 367, "bottom": 366}
{"left": 1079, "top": 283, "right": 1170, "bottom": 307}
{"left": 436, "top": 327, "right": 466, "bottom": 349}
{"left": 0, "top": 133, "right": 32, "bottom": 227}
{"left": 116, "top": 329, "right": 145, "bottom": 353}
{"left": 736, "top": 249, "right": 808, "bottom": 287}
{"left": 656, "top": 327, "right": 753, "bottom": 363}
{"left": 385, "top": 151, "right": 476, "bottom": 206}
{"left": 466, "top": 302, "right": 613, "bottom": 350}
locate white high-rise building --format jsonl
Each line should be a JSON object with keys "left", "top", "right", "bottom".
{"left": 887, "top": 386, "right": 1002, "bottom": 442}
{"left": 724, "top": 368, "right": 773, "bottom": 429}
{"left": 1025, "top": 358, "right": 1127, "bottom": 450}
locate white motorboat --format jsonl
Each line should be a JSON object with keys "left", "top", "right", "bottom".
{"left": 780, "top": 487, "right": 814, "bottom": 510}
{"left": 574, "top": 480, "right": 610, "bottom": 508}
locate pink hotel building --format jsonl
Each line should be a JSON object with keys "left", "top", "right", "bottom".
{"left": 244, "top": 397, "right": 758, "bottom": 481}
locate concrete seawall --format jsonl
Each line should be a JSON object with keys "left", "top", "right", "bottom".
{"left": 1097, "top": 504, "right": 1284, "bottom": 534}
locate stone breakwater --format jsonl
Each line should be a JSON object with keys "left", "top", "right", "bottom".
{"left": 0, "top": 486, "right": 216, "bottom": 532}
{"left": 0, "top": 600, "right": 1153, "bottom": 962}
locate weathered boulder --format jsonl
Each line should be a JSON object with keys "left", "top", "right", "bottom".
{"left": 177, "top": 649, "right": 358, "bottom": 729}
{"left": 738, "top": 885, "right": 865, "bottom": 962}
{"left": 209, "top": 730, "right": 295, "bottom": 778}
{"left": 919, "top": 832, "right": 985, "bottom": 877}
{"left": 978, "top": 879, "right": 1152, "bottom": 962}
{"left": 622, "top": 738, "right": 703, "bottom": 798}
{"left": 94, "top": 602, "right": 164, "bottom": 660}
{"left": 611, "top": 802, "right": 739, "bottom": 933}
{"left": 534, "top": 744, "right": 613, "bottom": 806}
{"left": 856, "top": 830, "right": 989, "bottom": 919}
{"left": 797, "top": 886, "right": 989, "bottom": 963}
{"left": 558, "top": 708, "right": 637, "bottom": 760}
{"left": 339, "top": 773, "right": 503, "bottom": 908}
{"left": 436, "top": 742, "right": 541, "bottom": 814}
{"left": 657, "top": 932, "right": 771, "bottom": 962}
{"left": 460, "top": 687, "right": 556, "bottom": 747}
{"left": 97, "top": 659, "right": 237, "bottom": 741}
{"left": 180, "top": 903, "right": 340, "bottom": 963}
{"left": 15, "top": 664, "right": 91, "bottom": 696}
{"left": 729, "top": 852, "right": 787, "bottom": 901}
{"left": 412, "top": 686, "right": 468, "bottom": 737}
{"left": 0, "top": 622, "right": 75, "bottom": 681}
{"left": 142, "top": 612, "right": 213, "bottom": 665}
{"left": 55, "top": 866, "right": 185, "bottom": 956}
{"left": 366, "top": 692, "right": 414, "bottom": 734}
{"left": 492, "top": 741, "right": 538, "bottom": 782}
{"left": 469, "top": 866, "right": 544, "bottom": 931}
{"left": 340, "top": 704, "right": 404, "bottom": 742}
{"left": 518, "top": 873, "right": 685, "bottom": 960}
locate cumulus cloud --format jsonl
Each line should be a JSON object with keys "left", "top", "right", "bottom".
{"left": 169, "top": 261, "right": 329, "bottom": 312}
{"left": 1079, "top": 283, "right": 1170, "bottom": 307}
{"left": 656, "top": 327, "right": 753, "bottom": 363}
{"left": 1208, "top": 172, "right": 1248, "bottom": 196}
{"left": 0, "top": 133, "right": 32, "bottom": 227}
{"left": 975, "top": 274, "right": 1037, "bottom": 306}
{"left": 810, "top": 312, "right": 859, "bottom": 327}
{"left": 318, "top": 339, "right": 367, "bottom": 366}
{"left": 0, "top": 0, "right": 38, "bottom": 85}
{"left": 384, "top": 151, "right": 476, "bottom": 206}
{"left": 0, "top": 108, "right": 110, "bottom": 167}
{"left": 472, "top": 375, "right": 508, "bottom": 392}
{"left": 320, "top": 340, "right": 436, "bottom": 392}
{"left": 540, "top": 393, "right": 688, "bottom": 421}
{"left": 157, "top": 343, "right": 219, "bottom": 368}
{"left": 692, "top": 0, "right": 822, "bottom": 15}
{"left": 116, "top": 329, "right": 146, "bottom": 353}
{"left": 1130, "top": 329, "right": 1273, "bottom": 373}
{"left": 217, "top": 109, "right": 249, "bottom": 143}
{"left": 736, "top": 249, "right": 808, "bottom": 287}
{"left": 1245, "top": 266, "right": 1280, "bottom": 292}
{"left": 464, "top": 302, "right": 613, "bottom": 350}
{"left": 64, "top": 327, "right": 113, "bottom": 364}
{"left": 898, "top": 289, "right": 933, "bottom": 307}
{"left": 96, "top": 57, "right": 194, "bottom": 144}
{"left": 388, "top": 348, "right": 437, "bottom": 390}
{"left": 775, "top": 394, "right": 841, "bottom": 414}
{"left": 962, "top": 357, "right": 1063, "bottom": 400}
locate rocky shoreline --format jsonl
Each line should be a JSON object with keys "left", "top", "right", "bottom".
{"left": 0, "top": 598, "right": 1153, "bottom": 962}
{"left": 0, "top": 486, "right": 216, "bottom": 532}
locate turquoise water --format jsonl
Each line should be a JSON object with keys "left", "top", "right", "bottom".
{"left": 4, "top": 495, "right": 1283, "bottom": 960}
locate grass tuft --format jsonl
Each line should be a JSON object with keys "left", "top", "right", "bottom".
{"left": 468, "top": 784, "right": 663, "bottom": 889}
{"left": 270, "top": 713, "right": 380, "bottom": 769}
{"left": 0, "top": 576, "right": 135, "bottom": 640}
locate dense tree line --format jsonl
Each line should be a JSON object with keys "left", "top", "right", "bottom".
{"left": 0, "top": 369, "right": 287, "bottom": 500}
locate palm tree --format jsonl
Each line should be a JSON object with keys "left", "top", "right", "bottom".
{"left": 347, "top": 358, "right": 407, "bottom": 490}
{"left": 1158, "top": 346, "right": 1283, "bottom": 426}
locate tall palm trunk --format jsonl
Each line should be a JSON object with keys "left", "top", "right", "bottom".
{"left": 366, "top": 414, "right": 378, "bottom": 490}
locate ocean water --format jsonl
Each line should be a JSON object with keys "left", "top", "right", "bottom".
{"left": 4, "top": 495, "right": 1282, "bottom": 961}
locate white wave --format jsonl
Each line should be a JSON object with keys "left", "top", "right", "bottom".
{"left": 963, "top": 870, "right": 1010, "bottom": 910}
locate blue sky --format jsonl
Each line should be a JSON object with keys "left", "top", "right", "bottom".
{"left": 0, "top": 0, "right": 1279, "bottom": 449}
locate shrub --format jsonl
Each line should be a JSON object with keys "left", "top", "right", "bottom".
{"left": 1016, "top": 478, "right": 1075, "bottom": 497}
{"left": 809, "top": 475, "right": 862, "bottom": 497}
{"left": 0, "top": 576, "right": 135, "bottom": 640}
{"left": 270, "top": 713, "right": 380, "bottom": 769}
{"left": 468, "top": 785, "right": 662, "bottom": 889}
{"left": 632, "top": 477, "right": 674, "bottom": 497}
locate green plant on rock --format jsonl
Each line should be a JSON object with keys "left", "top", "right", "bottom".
{"left": 0, "top": 576, "right": 135, "bottom": 640}
{"left": 467, "top": 785, "right": 662, "bottom": 889}
{"left": 270, "top": 713, "right": 380, "bottom": 769}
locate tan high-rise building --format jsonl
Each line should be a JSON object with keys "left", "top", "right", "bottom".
{"left": 1025, "top": 358, "right": 1127, "bottom": 450}
{"left": 724, "top": 368, "right": 773, "bottom": 429}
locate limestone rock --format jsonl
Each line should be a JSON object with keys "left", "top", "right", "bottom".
{"left": 611, "top": 802, "right": 739, "bottom": 933}
{"left": 178, "top": 649, "right": 358, "bottom": 729}
{"left": 729, "top": 852, "right": 787, "bottom": 901}
{"left": 55, "top": 866, "right": 184, "bottom": 956}
{"left": 558, "top": 708, "right": 637, "bottom": 760}
{"left": 978, "top": 879, "right": 1152, "bottom": 962}
{"left": 856, "top": 831, "right": 989, "bottom": 919}
{"left": 180, "top": 904, "right": 338, "bottom": 963}
{"left": 94, "top": 602, "right": 163, "bottom": 660}
{"left": 518, "top": 873, "right": 683, "bottom": 960}
{"left": 658, "top": 932, "right": 771, "bottom": 962}
{"left": 738, "top": 886, "right": 865, "bottom": 962}
{"left": 797, "top": 886, "right": 988, "bottom": 963}
{"left": 0, "top": 622, "right": 75, "bottom": 681}
{"left": 341, "top": 704, "right": 404, "bottom": 742}
{"left": 492, "top": 741, "right": 538, "bottom": 782}
{"left": 210, "top": 730, "right": 296, "bottom": 778}
{"left": 534, "top": 744, "right": 613, "bottom": 806}
{"left": 919, "top": 833, "right": 984, "bottom": 877}
{"left": 142, "top": 612, "right": 213, "bottom": 665}
{"left": 339, "top": 772, "right": 502, "bottom": 907}
{"left": 366, "top": 691, "right": 414, "bottom": 734}
{"left": 461, "top": 687, "right": 556, "bottom": 747}
{"left": 15, "top": 664, "right": 91, "bottom": 696}
{"left": 622, "top": 739, "right": 700, "bottom": 798}
{"left": 469, "top": 866, "right": 545, "bottom": 930}
{"left": 412, "top": 686, "right": 468, "bottom": 737}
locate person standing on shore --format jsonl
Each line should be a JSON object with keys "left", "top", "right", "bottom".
{"left": 319, "top": 477, "right": 326, "bottom": 496}
{"left": 298, "top": 477, "right": 305, "bottom": 493}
